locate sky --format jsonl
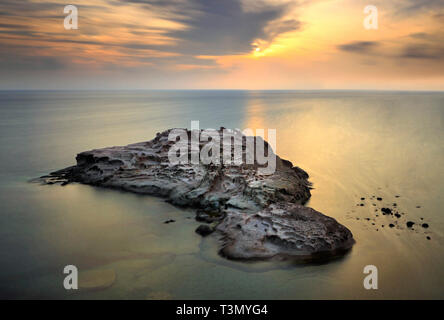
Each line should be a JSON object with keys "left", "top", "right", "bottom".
{"left": 0, "top": 0, "right": 443, "bottom": 90}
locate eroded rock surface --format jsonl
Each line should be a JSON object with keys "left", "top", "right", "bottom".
{"left": 39, "top": 128, "right": 354, "bottom": 261}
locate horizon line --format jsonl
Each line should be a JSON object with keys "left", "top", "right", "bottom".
{"left": 1, "top": 89, "right": 444, "bottom": 93}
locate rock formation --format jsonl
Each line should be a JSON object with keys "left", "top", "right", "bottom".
{"left": 39, "top": 128, "right": 354, "bottom": 261}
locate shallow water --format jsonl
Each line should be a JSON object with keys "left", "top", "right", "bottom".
{"left": 0, "top": 90, "right": 443, "bottom": 299}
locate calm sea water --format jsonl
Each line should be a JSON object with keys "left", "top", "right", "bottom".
{"left": 0, "top": 90, "right": 443, "bottom": 299}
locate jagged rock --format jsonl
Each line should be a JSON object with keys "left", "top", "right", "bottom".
{"left": 39, "top": 128, "right": 354, "bottom": 261}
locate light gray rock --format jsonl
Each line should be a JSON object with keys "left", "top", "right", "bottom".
{"left": 218, "top": 204, "right": 354, "bottom": 260}
{"left": 41, "top": 128, "right": 354, "bottom": 261}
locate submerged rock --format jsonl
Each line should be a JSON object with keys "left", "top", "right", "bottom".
{"left": 146, "top": 291, "right": 173, "bottom": 300}
{"left": 195, "top": 224, "right": 215, "bottom": 237}
{"left": 39, "top": 128, "right": 354, "bottom": 261}
{"left": 79, "top": 269, "right": 116, "bottom": 291}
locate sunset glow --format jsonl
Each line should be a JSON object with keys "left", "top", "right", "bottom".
{"left": 0, "top": 0, "right": 443, "bottom": 89}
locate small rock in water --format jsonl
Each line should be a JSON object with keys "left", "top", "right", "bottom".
{"left": 164, "top": 219, "right": 176, "bottom": 224}
{"left": 416, "top": 206, "right": 421, "bottom": 208}
{"left": 406, "top": 221, "right": 415, "bottom": 228}
{"left": 377, "top": 197, "right": 382, "bottom": 201}
{"left": 427, "top": 236, "right": 431, "bottom": 240}
{"left": 195, "top": 210, "right": 221, "bottom": 223}
{"left": 381, "top": 208, "right": 392, "bottom": 215}
{"left": 361, "top": 197, "right": 365, "bottom": 200}
{"left": 195, "top": 224, "right": 214, "bottom": 237}
{"left": 422, "top": 223, "right": 429, "bottom": 229}
{"left": 389, "top": 224, "right": 395, "bottom": 228}
{"left": 394, "top": 213, "right": 401, "bottom": 218}
{"left": 360, "top": 203, "right": 364, "bottom": 206}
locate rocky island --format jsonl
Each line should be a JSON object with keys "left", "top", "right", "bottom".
{"left": 39, "top": 128, "right": 355, "bottom": 261}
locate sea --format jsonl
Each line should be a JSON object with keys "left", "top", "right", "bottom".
{"left": 0, "top": 90, "right": 443, "bottom": 299}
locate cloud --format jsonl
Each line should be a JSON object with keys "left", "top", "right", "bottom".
{"left": 399, "top": 30, "right": 444, "bottom": 60}
{"left": 400, "top": 33, "right": 444, "bottom": 60}
{"left": 399, "top": 45, "right": 444, "bottom": 60}
{"left": 396, "top": 0, "right": 444, "bottom": 15}
{"left": 1, "top": 0, "right": 443, "bottom": 89}
{"left": 0, "top": 23, "right": 32, "bottom": 29}
{"left": 433, "top": 12, "right": 444, "bottom": 21}
{"left": 409, "top": 32, "right": 431, "bottom": 40}
{"left": 0, "top": 43, "right": 64, "bottom": 71}
{"left": 0, "top": 0, "right": 300, "bottom": 73}
{"left": 121, "top": 0, "right": 299, "bottom": 55}
{"left": 337, "top": 41, "right": 380, "bottom": 54}
{"left": 338, "top": 37, "right": 444, "bottom": 62}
